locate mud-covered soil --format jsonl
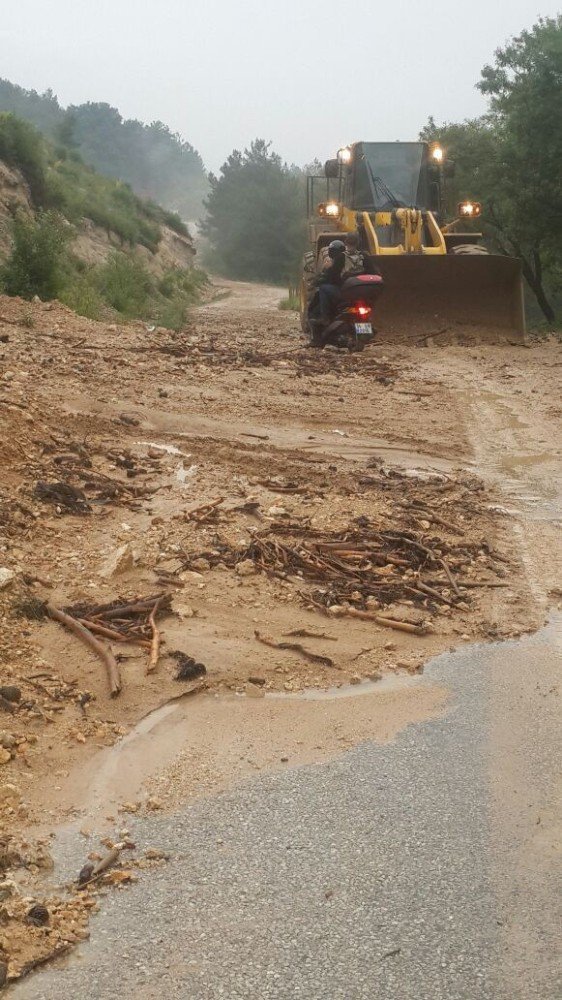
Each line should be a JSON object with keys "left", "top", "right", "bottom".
{"left": 1, "top": 283, "right": 561, "bottom": 983}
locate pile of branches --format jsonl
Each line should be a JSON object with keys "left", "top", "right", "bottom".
{"left": 47, "top": 593, "right": 172, "bottom": 696}
{"left": 184, "top": 519, "right": 503, "bottom": 628}
{"left": 243, "top": 526, "right": 465, "bottom": 611}
{"left": 64, "top": 593, "right": 172, "bottom": 647}
{"left": 180, "top": 519, "right": 501, "bottom": 617}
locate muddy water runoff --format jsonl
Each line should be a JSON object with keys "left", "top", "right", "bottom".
{"left": 48, "top": 355, "right": 562, "bottom": 872}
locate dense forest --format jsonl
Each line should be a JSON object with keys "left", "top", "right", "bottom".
{"left": 0, "top": 80, "right": 208, "bottom": 220}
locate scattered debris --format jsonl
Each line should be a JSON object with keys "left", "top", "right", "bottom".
{"left": 254, "top": 630, "right": 335, "bottom": 668}
{"left": 77, "top": 841, "right": 133, "bottom": 889}
{"left": 46, "top": 594, "right": 173, "bottom": 693}
{"left": 170, "top": 650, "right": 207, "bottom": 682}
{"left": 33, "top": 481, "right": 91, "bottom": 515}
{"left": 46, "top": 603, "right": 123, "bottom": 698}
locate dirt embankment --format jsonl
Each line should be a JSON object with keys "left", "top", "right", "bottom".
{"left": 0, "top": 287, "right": 560, "bottom": 983}
{"left": 0, "top": 161, "right": 195, "bottom": 276}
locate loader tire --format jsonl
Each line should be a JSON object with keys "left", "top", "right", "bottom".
{"left": 450, "top": 244, "right": 489, "bottom": 255}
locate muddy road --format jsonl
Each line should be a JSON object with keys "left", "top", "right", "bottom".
{"left": 1, "top": 283, "right": 560, "bottom": 996}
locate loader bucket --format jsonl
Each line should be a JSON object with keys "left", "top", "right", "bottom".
{"left": 372, "top": 254, "right": 525, "bottom": 343}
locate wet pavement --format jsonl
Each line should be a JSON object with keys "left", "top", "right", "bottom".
{"left": 12, "top": 617, "right": 561, "bottom": 1000}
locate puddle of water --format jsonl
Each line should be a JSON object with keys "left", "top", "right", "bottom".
{"left": 138, "top": 440, "right": 191, "bottom": 457}
{"left": 175, "top": 461, "right": 198, "bottom": 484}
{"left": 499, "top": 452, "right": 559, "bottom": 473}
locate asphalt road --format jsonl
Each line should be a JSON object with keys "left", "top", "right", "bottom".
{"left": 12, "top": 618, "right": 561, "bottom": 1000}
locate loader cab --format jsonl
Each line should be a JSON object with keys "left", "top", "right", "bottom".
{"left": 338, "top": 142, "right": 441, "bottom": 215}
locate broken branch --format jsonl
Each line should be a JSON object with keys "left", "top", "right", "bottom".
{"left": 46, "top": 603, "right": 122, "bottom": 697}
{"left": 254, "top": 630, "right": 334, "bottom": 667}
{"left": 147, "top": 599, "right": 161, "bottom": 674}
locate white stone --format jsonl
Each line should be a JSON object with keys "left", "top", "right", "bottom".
{"left": 99, "top": 544, "right": 136, "bottom": 579}
{"left": 0, "top": 568, "right": 15, "bottom": 590}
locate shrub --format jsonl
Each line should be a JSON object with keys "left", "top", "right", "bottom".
{"left": 154, "top": 266, "right": 208, "bottom": 329}
{"left": 59, "top": 274, "right": 104, "bottom": 320}
{"left": 279, "top": 292, "right": 300, "bottom": 311}
{"left": 95, "top": 251, "right": 153, "bottom": 317}
{"left": 0, "top": 210, "right": 70, "bottom": 300}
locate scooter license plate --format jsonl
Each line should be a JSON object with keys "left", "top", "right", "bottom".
{"left": 354, "top": 323, "right": 371, "bottom": 336}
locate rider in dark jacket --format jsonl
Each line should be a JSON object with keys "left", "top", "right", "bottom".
{"left": 315, "top": 239, "right": 346, "bottom": 321}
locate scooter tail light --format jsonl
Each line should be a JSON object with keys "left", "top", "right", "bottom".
{"left": 350, "top": 303, "right": 371, "bottom": 317}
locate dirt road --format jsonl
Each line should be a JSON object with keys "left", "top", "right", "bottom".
{"left": 1, "top": 283, "right": 560, "bottom": 992}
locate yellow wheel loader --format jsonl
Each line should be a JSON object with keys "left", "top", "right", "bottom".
{"left": 301, "top": 141, "right": 525, "bottom": 341}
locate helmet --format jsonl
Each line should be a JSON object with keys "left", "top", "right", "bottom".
{"left": 327, "top": 239, "right": 346, "bottom": 259}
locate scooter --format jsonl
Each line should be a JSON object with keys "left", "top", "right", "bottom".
{"left": 306, "top": 274, "right": 384, "bottom": 351}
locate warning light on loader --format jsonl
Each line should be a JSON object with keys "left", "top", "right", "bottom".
{"left": 338, "top": 146, "right": 353, "bottom": 164}
{"left": 458, "top": 200, "right": 482, "bottom": 218}
{"left": 318, "top": 201, "right": 341, "bottom": 219}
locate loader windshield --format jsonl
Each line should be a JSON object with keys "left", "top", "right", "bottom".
{"left": 351, "top": 142, "right": 430, "bottom": 211}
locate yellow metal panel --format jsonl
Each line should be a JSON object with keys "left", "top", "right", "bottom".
{"left": 425, "top": 211, "right": 447, "bottom": 254}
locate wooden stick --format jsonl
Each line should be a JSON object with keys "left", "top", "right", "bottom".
{"left": 89, "top": 594, "right": 166, "bottom": 620}
{"left": 80, "top": 620, "right": 151, "bottom": 648}
{"left": 254, "top": 630, "right": 334, "bottom": 667}
{"left": 78, "top": 618, "right": 148, "bottom": 645}
{"left": 47, "top": 603, "right": 122, "bottom": 697}
{"left": 283, "top": 629, "right": 338, "bottom": 641}
{"left": 339, "top": 608, "right": 431, "bottom": 635}
{"left": 412, "top": 582, "right": 455, "bottom": 607}
{"left": 185, "top": 497, "right": 224, "bottom": 521}
{"left": 439, "top": 558, "right": 461, "bottom": 597}
{"left": 147, "top": 599, "right": 161, "bottom": 674}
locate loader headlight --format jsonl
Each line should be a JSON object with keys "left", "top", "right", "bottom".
{"left": 338, "top": 146, "right": 352, "bottom": 164}
{"left": 325, "top": 201, "right": 341, "bottom": 217}
{"left": 317, "top": 201, "right": 341, "bottom": 219}
{"left": 458, "top": 200, "right": 482, "bottom": 218}
{"left": 430, "top": 144, "right": 444, "bottom": 163}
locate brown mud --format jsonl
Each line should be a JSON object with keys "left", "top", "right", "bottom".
{"left": 0, "top": 283, "right": 561, "bottom": 982}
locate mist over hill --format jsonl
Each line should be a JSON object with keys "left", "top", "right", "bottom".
{"left": 0, "top": 79, "right": 209, "bottom": 221}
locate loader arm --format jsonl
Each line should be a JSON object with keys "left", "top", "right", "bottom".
{"left": 342, "top": 208, "right": 447, "bottom": 256}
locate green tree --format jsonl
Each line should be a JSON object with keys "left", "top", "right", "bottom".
{"left": 201, "top": 139, "right": 306, "bottom": 284}
{"left": 0, "top": 113, "right": 46, "bottom": 204}
{"left": 478, "top": 15, "right": 562, "bottom": 321}
{"left": 422, "top": 16, "right": 562, "bottom": 323}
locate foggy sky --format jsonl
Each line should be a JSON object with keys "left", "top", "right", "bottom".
{"left": 1, "top": 0, "right": 556, "bottom": 172}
